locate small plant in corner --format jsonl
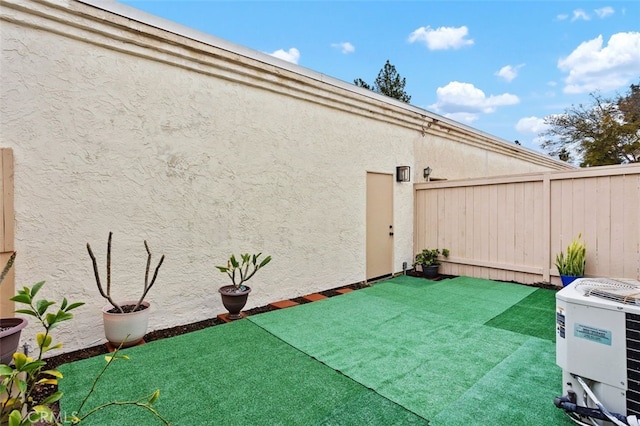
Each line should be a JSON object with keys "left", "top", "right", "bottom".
{"left": 216, "top": 253, "right": 271, "bottom": 320}
{"left": 413, "top": 248, "right": 449, "bottom": 267}
{"left": 413, "top": 248, "right": 449, "bottom": 279}
{"left": 555, "top": 234, "right": 586, "bottom": 287}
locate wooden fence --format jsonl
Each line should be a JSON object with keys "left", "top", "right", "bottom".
{"left": 414, "top": 164, "right": 640, "bottom": 286}
{"left": 0, "top": 148, "right": 14, "bottom": 315}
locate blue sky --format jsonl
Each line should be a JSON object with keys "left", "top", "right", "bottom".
{"left": 119, "top": 1, "right": 640, "bottom": 154}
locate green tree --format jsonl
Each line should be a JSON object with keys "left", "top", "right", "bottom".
{"left": 354, "top": 60, "right": 411, "bottom": 103}
{"left": 540, "top": 81, "right": 640, "bottom": 166}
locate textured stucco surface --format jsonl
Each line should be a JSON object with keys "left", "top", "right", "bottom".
{"left": 0, "top": 0, "right": 570, "bottom": 354}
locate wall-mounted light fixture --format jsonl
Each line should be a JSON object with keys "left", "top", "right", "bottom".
{"left": 423, "top": 167, "right": 432, "bottom": 181}
{"left": 396, "top": 166, "right": 411, "bottom": 182}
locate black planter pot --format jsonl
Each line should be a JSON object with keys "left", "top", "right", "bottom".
{"left": 219, "top": 285, "right": 252, "bottom": 320}
{"left": 420, "top": 264, "right": 440, "bottom": 279}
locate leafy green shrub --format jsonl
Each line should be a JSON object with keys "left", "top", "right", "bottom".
{"left": 413, "top": 248, "right": 449, "bottom": 267}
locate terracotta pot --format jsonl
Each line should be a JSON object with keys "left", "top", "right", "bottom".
{"left": 0, "top": 318, "right": 28, "bottom": 365}
{"left": 102, "top": 301, "right": 150, "bottom": 348}
{"left": 219, "top": 285, "right": 251, "bottom": 320}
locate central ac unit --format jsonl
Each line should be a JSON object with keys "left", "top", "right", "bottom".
{"left": 555, "top": 278, "right": 640, "bottom": 425}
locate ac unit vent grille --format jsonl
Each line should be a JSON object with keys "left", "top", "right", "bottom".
{"left": 576, "top": 278, "right": 640, "bottom": 306}
{"left": 627, "top": 313, "right": 640, "bottom": 416}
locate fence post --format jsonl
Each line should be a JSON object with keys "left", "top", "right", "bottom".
{"left": 1, "top": 148, "right": 15, "bottom": 316}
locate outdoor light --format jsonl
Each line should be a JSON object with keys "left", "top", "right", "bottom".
{"left": 396, "top": 166, "right": 411, "bottom": 182}
{"left": 423, "top": 167, "right": 432, "bottom": 181}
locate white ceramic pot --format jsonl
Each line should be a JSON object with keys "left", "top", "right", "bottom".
{"left": 102, "top": 301, "right": 150, "bottom": 348}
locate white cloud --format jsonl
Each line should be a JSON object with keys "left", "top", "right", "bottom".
{"left": 557, "top": 13, "right": 569, "bottom": 21}
{"left": 516, "top": 116, "right": 548, "bottom": 134}
{"left": 331, "top": 42, "right": 355, "bottom": 54}
{"left": 571, "top": 9, "right": 591, "bottom": 21}
{"left": 495, "top": 64, "right": 524, "bottom": 82}
{"left": 428, "top": 81, "right": 519, "bottom": 122}
{"left": 268, "top": 48, "right": 300, "bottom": 64}
{"left": 594, "top": 6, "right": 615, "bottom": 18}
{"left": 558, "top": 32, "right": 640, "bottom": 94}
{"left": 408, "top": 26, "right": 474, "bottom": 50}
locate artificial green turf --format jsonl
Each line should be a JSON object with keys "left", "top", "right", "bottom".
{"left": 249, "top": 293, "right": 531, "bottom": 419}
{"left": 58, "top": 320, "right": 427, "bottom": 425}
{"left": 59, "top": 276, "right": 572, "bottom": 425}
{"left": 430, "top": 338, "right": 566, "bottom": 425}
{"left": 249, "top": 276, "right": 572, "bottom": 424}
{"left": 364, "top": 276, "right": 538, "bottom": 323}
{"left": 484, "top": 288, "right": 558, "bottom": 341}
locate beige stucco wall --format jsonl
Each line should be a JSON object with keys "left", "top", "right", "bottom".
{"left": 0, "top": 0, "right": 571, "bottom": 354}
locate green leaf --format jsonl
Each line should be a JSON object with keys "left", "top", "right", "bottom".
{"left": 49, "top": 343, "right": 63, "bottom": 351}
{"left": 21, "top": 360, "right": 46, "bottom": 373}
{"left": 41, "top": 369, "right": 63, "bottom": 379}
{"left": 16, "top": 378, "right": 26, "bottom": 393}
{"left": 60, "top": 298, "right": 68, "bottom": 310}
{"left": 0, "top": 365, "right": 12, "bottom": 375}
{"left": 13, "top": 309, "right": 37, "bottom": 317}
{"left": 148, "top": 389, "right": 160, "bottom": 404}
{"left": 31, "top": 280, "right": 46, "bottom": 297}
{"left": 8, "top": 409, "right": 21, "bottom": 426}
{"left": 230, "top": 254, "right": 239, "bottom": 268}
{"left": 10, "top": 294, "right": 31, "bottom": 304}
{"left": 36, "top": 299, "right": 56, "bottom": 316}
{"left": 12, "top": 353, "right": 28, "bottom": 369}
{"left": 55, "top": 311, "right": 73, "bottom": 323}
{"left": 259, "top": 256, "right": 272, "bottom": 268}
{"left": 45, "top": 312, "right": 56, "bottom": 326}
{"left": 32, "top": 405, "right": 55, "bottom": 422}
{"left": 65, "top": 302, "right": 85, "bottom": 311}
{"left": 42, "top": 390, "right": 63, "bottom": 404}
{"left": 36, "top": 332, "right": 52, "bottom": 347}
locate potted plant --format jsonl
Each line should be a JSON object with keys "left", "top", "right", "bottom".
{"left": 0, "top": 251, "right": 28, "bottom": 366}
{"left": 413, "top": 248, "right": 449, "bottom": 279}
{"left": 87, "top": 232, "right": 165, "bottom": 348}
{"left": 216, "top": 252, "right": 271, "bottom": 320}
{"left": 555, "top": 234, "right": 586, "bottom": 287}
